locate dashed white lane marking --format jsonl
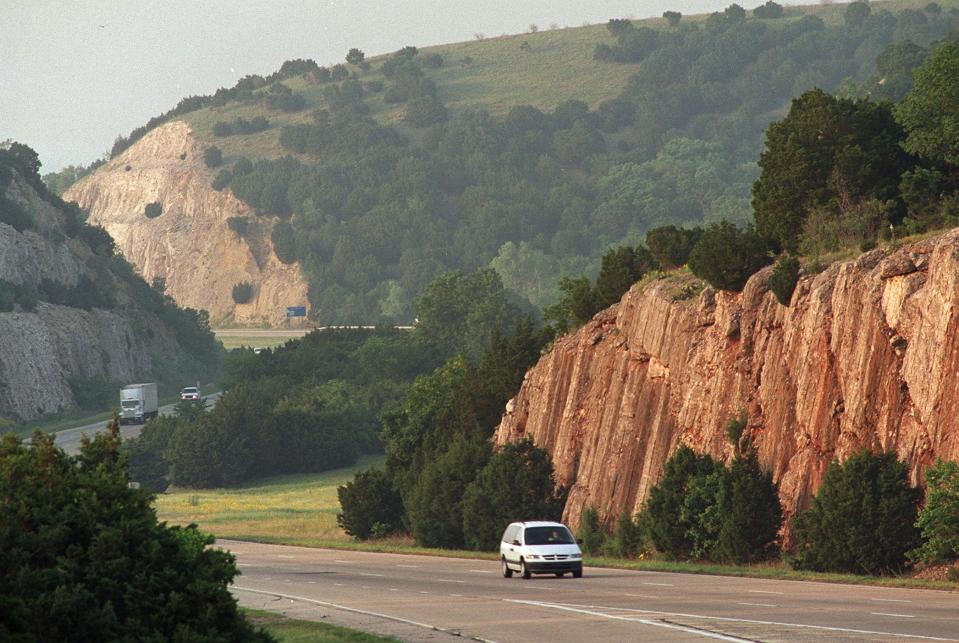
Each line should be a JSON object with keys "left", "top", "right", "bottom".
{"left": 359, "top": 572, "right": 385, "bottom": 577}
{"left": 389, "top": 588, "right": 398, "bottom": 592}
{"left": 469, "top": 569, "right": 494, "bottom": 573}
{"left": 625, "top": 594, "right": 660, "bottom": 599}
{"left": 276, "top": 554, "right": 295, "bottom": 559}
{"left": 871, "top": 612, "right": 916, "bottom": 618}
{"left": 506, "top": 600, "right": 751, "bottom": 642}
{"left": 506, "top": 600, "right": 954, "bottom": 641}
{"left": 333, "top": 560, "right": 350, "bottom": 563}
{"left": 870, "top": 598, "right": 912, "bottom": 603}
{"left": 419, "top": 591, "right": 430, "bottom": 594}
{"left": 737, "top": 602, "right": 778, "bottom": 608}
{"left": 642, "top": 582, "right": 673, "bottom": 587}
{"left": 395, "top": 564, "right": 419, "bottom": 568}
{"left": 451, "top": 593, "right": 463, "bottom": 597}
{"left": 437, "top": 579, "right": 466, "bottom": 584}
{"left": 334, "top": 583, "right": 344, "bottom": 587}
{"left": 306, "top": 581, "right": 316, "bottom": 584}
{"left": 747, "top": 590, "right": 784, "bottom": 595}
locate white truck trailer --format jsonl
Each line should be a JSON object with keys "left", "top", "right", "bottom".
{"left": 119, "top": 383, "right": 158, "bottom": 425}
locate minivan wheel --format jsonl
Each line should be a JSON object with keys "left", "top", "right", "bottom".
{"left": 502, "top": 558, "right": 513, "bottom": 578}
{"left": 520, "top": 559, "right": 531, "bottom": 580}
{"left": 572, "top": 568, "right": 583, "bottom": 579}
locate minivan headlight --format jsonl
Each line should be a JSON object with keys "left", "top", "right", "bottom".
{"left": 570, "top": 553, "right": 581, "bottom": 559}
{"left": 526, "top": 554, "right": 539, "bottom": 559}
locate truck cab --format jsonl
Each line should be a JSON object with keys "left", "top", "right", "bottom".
{"left": 119, "top": 383, "right": 159, "bottom": 425}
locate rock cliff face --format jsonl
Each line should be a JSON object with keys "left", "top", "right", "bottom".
{"left": 494, "top": 232, "right": 959, "bottom": 532}
{"left": 65, "top": 121, "right": 309, "bottom": 327}
{"left": 0, "top": 173, "right": 168, "bottom": 420}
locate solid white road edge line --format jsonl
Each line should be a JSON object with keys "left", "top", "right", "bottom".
{"left": 871, "top": 612, "right": 917, "bottom": 618}
{"left": 506, "top": 600, "right": 956, "bottom": 642}
{"left": 233, "top": 586, "right": 498, "bottom": 643}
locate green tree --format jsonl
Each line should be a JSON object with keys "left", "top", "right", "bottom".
{"left": 0, "top": 425, "right": 272, "bottom": 642}
{"left": 646, "top": 225, "right": 703, "bottom": 270}
{"left": 406, "top": 435, "right": 490, "bottom": 548}
{"left": 895, "top": 42, "right": 959, "bottom": 166}
{"left": 714, "top": 452, "right": 782, "bottom": 563}
{"left": 544, "top": 276, "right": 598, "bottom": 333}
{"left": 792, "top": 450, "right": 921, "bottom": 575}
{"left": 337, "top": 468, "right": 405, "bottom": 540}
{"left": 768, "top": 254, "right": 800, "bottom": 306}
{"left": 271, "top": 220, "right": 297, "bottom": 264}
{"left": 232, "top": 281, "right": 254, "bottom": 304}
{"left": 577, "top": 506, "right": 607, "bottom": 556}
{"left": 460, "top": 439, "right": 565, "bottom": 551}
{"left": 845, "top": 1, "right": 871, "bottom": 27}
{"left": 753, "top": 1, "right": 784, "bottom": 19}
{"left": 203, "top": 145, "right": 223, "bottom": 168}
{"left": 413, "top": 268, "right": 522, "bottom": 360}
{"left": 662, "top": 11, "right": 682, "bottom": 26}
{"left": 608, "top": 510, "right": 643, "bottom": 558}
{"left": 643, "top": 446, "right": 722, "bottom": 559}
{"left": 346, "top": 48, "right": 366, "bottom": 65}
{"left": 594, "top": 245, "right": 657, "bottom": 310}
{"left": 753, "top": 90, "right": 910, "bottom": 252}
{"left": 144, "top": 201, "right": 162, "bottom": 218}
{"left": 688, "top": 221, "right": 772, "bottom": 292}
{"left": 909, "top": 459, "right": 959, "bottom": 564}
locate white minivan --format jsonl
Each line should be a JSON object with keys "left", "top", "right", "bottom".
{"left": 500, "top": 521, "right": 583, "bottom": 579}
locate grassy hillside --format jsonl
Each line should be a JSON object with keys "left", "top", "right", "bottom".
{"left": 80, "top": 0, "right": 959, "bottom": 324}
{"left": 178, "top": 0, "right": 959, "bottom": 164}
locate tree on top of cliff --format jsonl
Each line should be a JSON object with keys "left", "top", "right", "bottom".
{"left": 752, "top": 89, "right": 911, "bottom": 252}
{"left": 688, "top": 220, "right": 772, "bottom": 291}
{"left": 895, "top": 41, "right": 959, "bottom": 167}
{"left": 594, "top": 245, "right": 657, "bottom": 310}
{"left": 791, "top": 450, "right": 920, "bottom": 575}
{"left": 646, "top": 225, "right": 703, "bottom": 271}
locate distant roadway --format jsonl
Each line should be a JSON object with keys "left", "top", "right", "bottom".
{"left": 227, "top": 540, "right": 959, "bottom": 642}
{"left": 53, "top": 393, "right": 220, "bottom": 455}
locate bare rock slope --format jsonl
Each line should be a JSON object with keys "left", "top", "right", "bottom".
{"left": 0, "top": 174, "right": 165, "bottom": 420}
{"left": 495, "top": 232, "right": 959, "bottom": 531}
{"left": 65, "top": 121, "right": 309, "bottom": 327}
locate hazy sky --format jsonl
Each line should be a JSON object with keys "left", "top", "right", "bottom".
{"left": 5, "top": 1, "right": 746, "bottom": 172}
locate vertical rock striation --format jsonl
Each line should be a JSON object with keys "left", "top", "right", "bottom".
{"left": 65, "top": 121, "right": 310, "bottom": 327}
{"left": 494, "top": 232, "right": 959, "bottom": 531}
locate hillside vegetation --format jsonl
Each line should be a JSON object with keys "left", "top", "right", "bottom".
{"left": 53, "top": 0, "right": 959, "bottom": 323}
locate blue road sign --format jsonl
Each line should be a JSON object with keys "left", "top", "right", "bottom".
{"left": 286, "top": 306, "right": 306, "bottom": 317}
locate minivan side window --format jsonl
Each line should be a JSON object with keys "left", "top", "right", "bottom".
{"left": 502, "top": 525, "right": 518, "bottom": 543}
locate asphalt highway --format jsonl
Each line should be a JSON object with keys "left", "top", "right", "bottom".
{"left": 225, "top": 540, "right": 959, "bottom": 642}
{"left": 54, "top": 393, "right": 220, "bottom": 455}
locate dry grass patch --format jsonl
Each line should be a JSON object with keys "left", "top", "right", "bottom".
{"left": 155, "top": 455, "right": 385, "bottom": 544}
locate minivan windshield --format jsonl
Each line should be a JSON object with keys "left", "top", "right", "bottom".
{"left": 524, "top": 526, "right": 575, "bottom": 545}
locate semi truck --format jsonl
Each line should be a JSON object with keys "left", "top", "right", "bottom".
{"left": 119, "top": 383, "right": 158, "bottom": 425}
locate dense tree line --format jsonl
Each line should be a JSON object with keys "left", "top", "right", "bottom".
{"left": 0, "top": 424, "right": 272, "bottom": 641}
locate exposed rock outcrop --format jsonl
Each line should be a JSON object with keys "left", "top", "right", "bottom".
{"left": 494, "top": 232, "right": 959, "bottom": 532}
{"left": 0, "top": 173, "right": 173, "bottom": 420}
{"left": 65, "top": 121, "right": 309, "bottom": 327}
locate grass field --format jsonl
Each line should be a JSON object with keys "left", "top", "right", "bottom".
{"left": 213, "top": 328, "right": 310, "bottom": 350}
{"left": 155, "top": 452, "right": 958, "bottom": 591}
{"left": 244, "top": 609, "right": 398, "bottom": 642}
{"left": 155, "top": 455, "right": 385, "bottom": 544}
